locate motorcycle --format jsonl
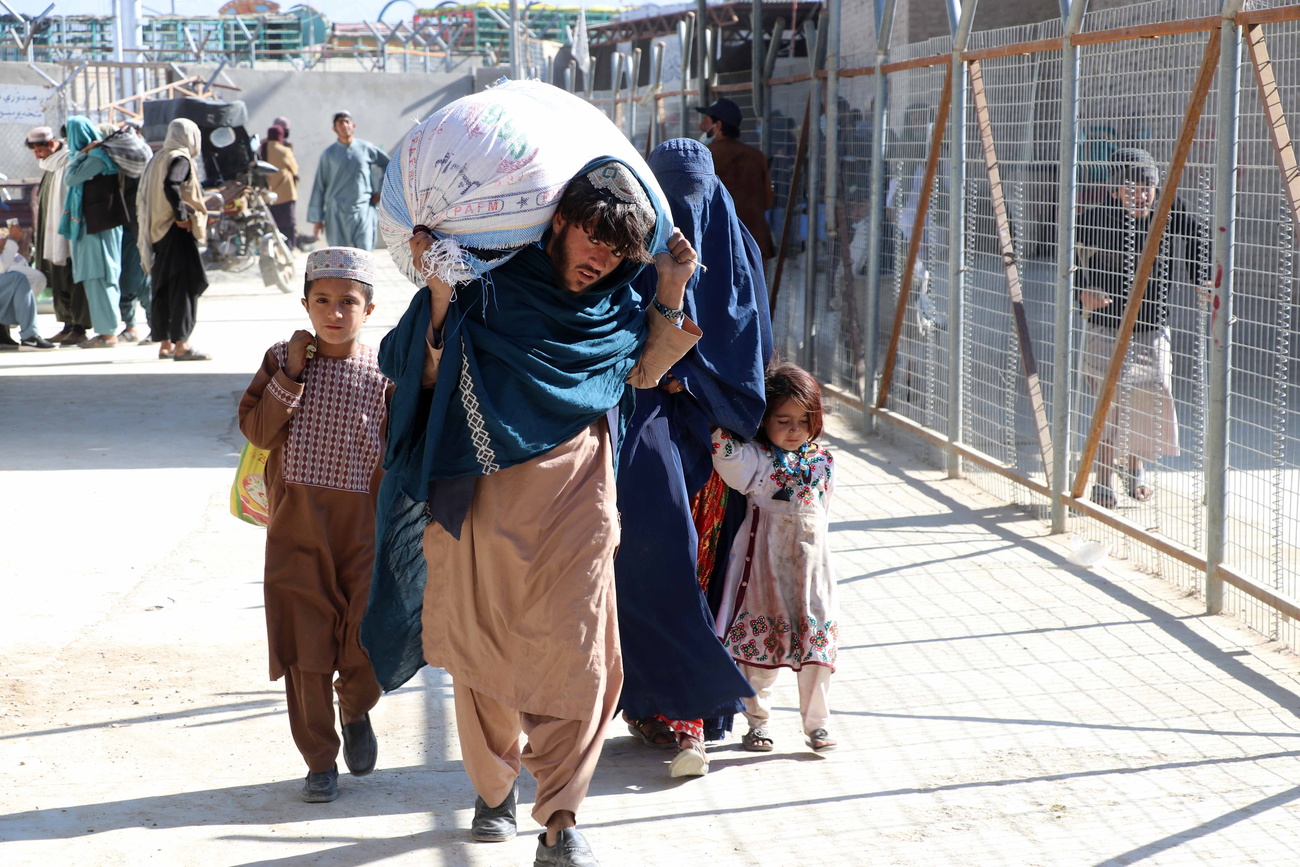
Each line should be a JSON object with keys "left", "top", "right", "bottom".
{"left": 202, "top": 157, "right": 295, "bottom": 294}
{"left": 142, "top": 97, "right": 296, "bottom": 293}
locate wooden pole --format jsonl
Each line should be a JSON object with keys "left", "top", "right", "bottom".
{"left": 769, "top": 94, "right": 812, "bottom": 316}
{"left": 876, "top": 63, "right": 954, "bottom": 409}
{"left": 968, "top": 59, "right": 1055, "bottom": 481}
{"left": 1245, "top": 24, "right": 1300, "bottom": 233}
{"left": 1070, "top": 25, "right": 1223, "bottom": 500}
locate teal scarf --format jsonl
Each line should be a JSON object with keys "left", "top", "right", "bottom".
{"left": 59, "top": 116, "right": 117, "bottom": 242}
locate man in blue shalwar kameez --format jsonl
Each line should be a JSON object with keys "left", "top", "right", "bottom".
{"left": 307, "top": 111, "right": 390, "bottom": 251}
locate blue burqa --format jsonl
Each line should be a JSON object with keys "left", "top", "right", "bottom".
{"left": 615, "top": 138, "right": 773, "bottom": 723}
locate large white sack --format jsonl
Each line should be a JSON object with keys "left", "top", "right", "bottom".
{"left": 379, "top": 79, "right": 670, "bottom": 286}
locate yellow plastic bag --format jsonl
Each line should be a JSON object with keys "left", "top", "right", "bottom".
{"left": 230, "top": 441, "right": 271, "bottom": 527}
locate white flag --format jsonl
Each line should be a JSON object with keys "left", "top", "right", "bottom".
{"left": 573, "top": 8, "right": 591, "bottom": 76}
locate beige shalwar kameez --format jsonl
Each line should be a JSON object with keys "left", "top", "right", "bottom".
{"left": 419, "top": 308, "right": 700, "bottom": 824}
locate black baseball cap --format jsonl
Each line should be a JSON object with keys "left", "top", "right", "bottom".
{"left": 694, "top": 98, "right": 742, "bottom": 128}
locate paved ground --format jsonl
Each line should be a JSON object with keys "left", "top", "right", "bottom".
{"left": 4, "top": 254, "right": 1300, "bottom": 866}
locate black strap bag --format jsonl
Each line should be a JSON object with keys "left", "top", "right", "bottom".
{"left": 82, "top": 171, "right": 130, "bottom": 235}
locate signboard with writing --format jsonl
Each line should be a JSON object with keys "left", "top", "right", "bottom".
{"left": 0, "top": 86, "right": 49, "bottom": 126}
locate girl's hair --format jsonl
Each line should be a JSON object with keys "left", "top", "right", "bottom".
{"left": 759, "top": 363, "right": 825, "bottom": 445}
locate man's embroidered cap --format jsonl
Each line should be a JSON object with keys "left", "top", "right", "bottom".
{"left": 26, "top": 126, "right": 54, "bottom": 144}
{"left": 306, "top": 247, "right": 378, "bottom": 285}
{"left": 585, "top": 161, "right": 652, "bottom": 222}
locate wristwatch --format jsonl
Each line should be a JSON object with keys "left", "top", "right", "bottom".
{"left": 653, "top": 299, "right": 685, "bottom": 323}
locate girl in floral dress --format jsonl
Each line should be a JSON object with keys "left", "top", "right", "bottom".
{"left": 710, "top": 363, "right": 839, "bottom": 752}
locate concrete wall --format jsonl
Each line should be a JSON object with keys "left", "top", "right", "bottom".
{"left": 0, "top": 61, "right": 477, "bottom": 242}
{"left": 190, "top": 64, "right": 476, "bottom": 241}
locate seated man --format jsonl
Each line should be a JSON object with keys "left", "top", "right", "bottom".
{"left": 0, "top": 225, "right": 56, "bottom": 351}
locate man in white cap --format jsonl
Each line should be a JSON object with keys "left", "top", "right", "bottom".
{"left": 307, "top": 111, "right": 390, "bottom": 250}
{"left": 26, "top": 125, "right": 92, "bottom": 345}
{"left": 239, "top": 245, "right": 389, "bottom": 805}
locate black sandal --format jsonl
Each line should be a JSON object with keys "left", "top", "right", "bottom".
{"left": 741, "top": 727, "right": 775, "bottom": 752}
{"left": 625, "top": 716, "right": 676, "bottom": 749}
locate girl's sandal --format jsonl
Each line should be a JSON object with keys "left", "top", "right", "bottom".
{"left": 741, "top": 727, "right": 774, "bottom": 752}
{"left": 807, "top": 728, "right": 837, "bottom": 752}
{"left": 626, "top": 716, "right": 676, "bottom": 749}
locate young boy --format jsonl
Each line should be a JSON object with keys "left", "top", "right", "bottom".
{"left": 238, "top": 247, "right": 391, "bottom": 802}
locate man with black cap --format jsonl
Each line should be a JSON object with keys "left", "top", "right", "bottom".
{"left": 696, "top": 97, "right": 775, "bottom": 258}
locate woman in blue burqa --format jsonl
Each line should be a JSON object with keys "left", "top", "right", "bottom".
{"left": 614, "top": 137, "right": 773, "bottom": 777}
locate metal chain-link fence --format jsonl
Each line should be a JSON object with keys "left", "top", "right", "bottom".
{"left": 573, "top": 0, "right": 1300, "bottom": 657}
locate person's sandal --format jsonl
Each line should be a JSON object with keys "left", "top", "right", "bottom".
{"left": 1090, "top": 483, "right": 1117, "bottom": 509}
{"left": 1123, "top": 463, "right": 1153, "bottom": 502}
{"left": 626, "top": 716, "right": 676, "bottom": 749}
{"left": 807, "top": 728, "right": 837, "bottom": 752}
{"left": 741, "top": 727, "right": 774, "bottom": 752}
{"left": 173, "top": 348, "right": 212, "bottom": 361}
{"left": 77, "top": 334, "right": 118, "bottom": 349}
{"left": 668, "top": 737, "right": 709, "bottom": 777}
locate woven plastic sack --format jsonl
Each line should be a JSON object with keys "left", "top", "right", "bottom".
{"left": 378, "top": 79, "right": 670, "bottom": 287}
{"left": 230, "top": 441, "right": 271, "bottom": 528}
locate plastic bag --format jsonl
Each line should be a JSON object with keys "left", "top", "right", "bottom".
{"left": 378, "top": 79, "right": 669, "bottom": 287}
{"left": 230, "top": 441, "right": 271, "bottom": 527}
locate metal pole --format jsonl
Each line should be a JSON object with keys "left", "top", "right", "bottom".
{"left": 752, "top": 0, "right": 764, "bottom": 129}
{"left": 825, "top": 0, "right": 842, "bottom": 236}
{"left": 679, "top": 16, "right": 693, "bottom": 139}
{"left": 802, "top": 20, "right": 824, "bottom": 372}
{"left": 761, "top": 18, "right": 785, "bottom": 160}
{"left": 945, "top": 0, "right": 977, "bottom": 478}
{"left": 697, "top": 0, "right": 709, "bottom": 108}
{"left": 1050, "top": 0, "right": 1088, "bottom": 532}
{"left": 862, "top": 0, "right": 896, "bottom": 430}
{"left": 1207, "top": 0, "right": 1244, "bottom": 612}
{"left": 508, "top": 0, "right": 521, "bottom": 78}
{"left": 629, "top": 47, "right": 642, "bottom": 141}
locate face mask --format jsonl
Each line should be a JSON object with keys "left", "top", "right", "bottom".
{"left": 698, "top": 132, "right": 715, "bottom": 146}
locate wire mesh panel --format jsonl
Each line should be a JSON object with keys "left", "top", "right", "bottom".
{"left": 1227, "top": 15, "right": 1300, "bottom": 645}
{"left": 877, "top": 36, "right": 953, "bottom": 440}
{"left": 767, "top": 75, "right": 814, "bottom": 362}
{"left": 1069, "top": 4, "right": 1219, "bottom": 591}
{"left": 826, "top": 57, "right": 878, "bottom": 401}
{"left": 958, "top": 20, "right": 1063, "bottom": 512}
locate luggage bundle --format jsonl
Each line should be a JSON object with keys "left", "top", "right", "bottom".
{"left": 378, "top": 79, "right": 668, "bottom": 286}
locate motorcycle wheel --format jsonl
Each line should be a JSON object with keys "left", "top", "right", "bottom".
{"left": 260, "top": 229, "right": 296, "bottom": 293}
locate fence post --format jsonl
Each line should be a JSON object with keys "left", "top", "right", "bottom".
{"left": 946, "top": 0, "right": 977, "bottom": 479}
{"left": 862, "top": 0, "right": 897, "bottom": 431}
{"left": 1051, "top": 0, "right": 1088, "bottom": 533}
{"left": 825, "top": 0, "right": 841, "bottom": 236}
{"left": 761, "top": 18, "right": 785, "bottom": 162}
{"left": 801, "top": 19, "right": 825, "bottom": 372}
{"left": 1207, "top": 2, "right": 1244, "bottom": 612}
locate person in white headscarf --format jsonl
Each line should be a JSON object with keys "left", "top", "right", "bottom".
{"left": 26, "top": 126, "right": 91, "bottom": 345}
{"left": 136, "top": 118, "right": 210, "bottom": 361}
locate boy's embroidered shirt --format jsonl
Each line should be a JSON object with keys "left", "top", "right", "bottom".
{"left": 272, "top": 341, "right": 388, "bottom": 493}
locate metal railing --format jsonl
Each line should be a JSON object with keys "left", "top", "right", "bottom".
{"left": 573, "top": 0, "right": 1300, "bottom": 655}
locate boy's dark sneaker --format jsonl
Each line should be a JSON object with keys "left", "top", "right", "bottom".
{"left": 534, "top": 829, "right": 599, "bottom": 866}
{"left": 21, "top": 336, "right": 56, "bottom": 350}
{"left": 340, "top": 711, "right": 377, "bottom": 775}
{"left": 300, "top": 765, "right": 339, "bottom": 802}
{"left": 471, "top": 784, "right": 517, "bottom": 842}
